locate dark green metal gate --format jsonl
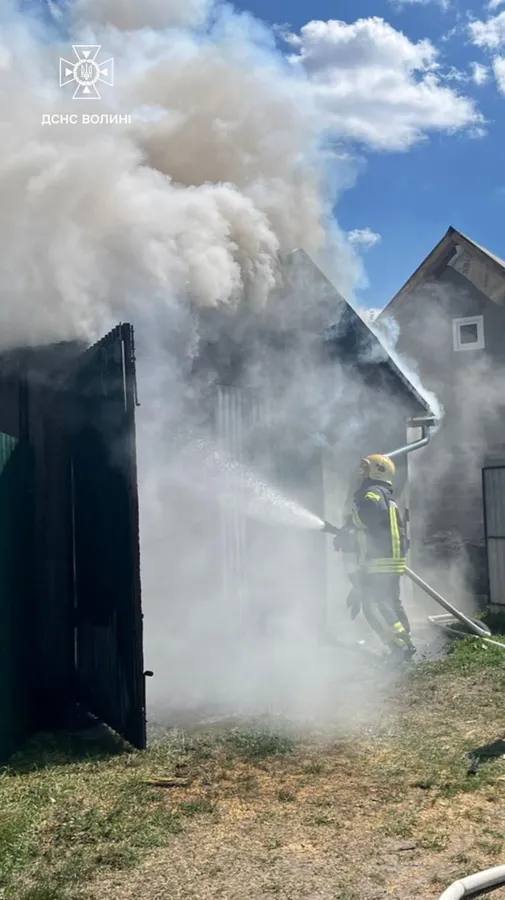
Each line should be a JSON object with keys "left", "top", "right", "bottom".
{"left": 0, "top": 433, "right": 34, "bottom": 762}
{"left": 0, "top": 323, "right": 146, "bottom": 763}
{"left": 68, "top": 324, "right": 146, "bottom": 749}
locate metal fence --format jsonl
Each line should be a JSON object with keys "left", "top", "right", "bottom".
{"left": 0, "top": 324, "right": 145, "bottom": 763}
{"left": 483, "top": 463, "right": 505, "bottom": 606}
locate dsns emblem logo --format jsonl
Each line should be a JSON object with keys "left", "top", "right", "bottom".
{"left": 59, "top": 45, "right": 114, "bottom": 100}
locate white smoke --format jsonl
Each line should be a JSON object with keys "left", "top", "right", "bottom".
{"left": 0, "top": 0, "right": 365, "bottom": 352}
{"left": 371, "top": 313, "right": 444, "bottom": 424}
{"left": 0, "top": 0, "right": 443, "bottom": 729}
{"left": 74, "top": 0, "right": 211, "bottom": 30}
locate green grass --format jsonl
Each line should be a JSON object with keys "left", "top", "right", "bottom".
{"left": 178, "top": 798, "right": 215, "bottom": 816}
{"left": 0, "top": 725, "right": 296, "bottom": 898}
{"left": 223, "top": 728, "right": 295, "bottom": 760}
{"left": 368, "top": 635, "right": 505, "bottom": 805}
{"left": 2, "top": 641, "right": 505, "bottom": 898}
{"left": 18, "top": 889, "right": 69, "bottom": 900}
{"left": 0, "top": 735, "right": 183, "bottom": 897}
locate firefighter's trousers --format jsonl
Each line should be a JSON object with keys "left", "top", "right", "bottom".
{"left": 347, "top": 572, "right": 413, "bottom": 652}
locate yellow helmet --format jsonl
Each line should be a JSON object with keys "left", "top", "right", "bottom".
{"left": 360, "top": 454, "right": 396, "bottom": 486}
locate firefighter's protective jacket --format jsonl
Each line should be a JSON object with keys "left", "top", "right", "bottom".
{"left": 350, "top": 479, "right": 406, "bottom": 575}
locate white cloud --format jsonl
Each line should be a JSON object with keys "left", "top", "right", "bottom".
{"left": 468, "top": 12, "right": 505, "bottom": 93}
{"left": 469, "top": 11, "right": 505, "bottom": 49}
{"left": 348, "top": 228, "right": 382, "bottom": 250}
{"left": 288, "top": 17, "right": 483, "bottom": 151}
{"left": 489, "top": 0, "right": 505, "bottom": 11}
{"left": 471, "top": 61, "right": 490, "bottom": 84}
{"left": 493, "top": 55, "right": 505, "bottom": 91}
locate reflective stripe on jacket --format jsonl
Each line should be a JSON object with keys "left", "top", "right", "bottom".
{"left": 351, "top": 480, "right": 406, "bottom": 575}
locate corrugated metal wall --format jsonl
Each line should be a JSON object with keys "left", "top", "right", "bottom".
{"left": 215, "top": 385, "right": 274, "bottom": 615}
{"left": 0, "top": 432, "right": 34, "bottom": 761}
{"left": 216, "top": 386, "right": 248, "bottom": 612}
{"left": 70, "top": 325, "right": 145, "bottom": 749}
{"left": 214, "top": 384, "right": 327, "bottom": 629}
{"left": 483, "top": 465, "right": 505, "bottom": 605}
{"left": 0, "top": 326, "right": 145, "bottom": 762}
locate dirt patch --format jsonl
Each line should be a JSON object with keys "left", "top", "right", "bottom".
{"left": 85, "top": 756, "right": 505, "bottom": 900}
{"left": 85, "top": 706, "right": 505, "bottom": 900}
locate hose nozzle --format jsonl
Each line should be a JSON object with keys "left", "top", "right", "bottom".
{"left": 321, "top": 521, "right": 340, "bottom": 536}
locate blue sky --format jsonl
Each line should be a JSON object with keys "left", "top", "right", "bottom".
{"left": 232, "top": 0, "right": 505, "bottom": 309}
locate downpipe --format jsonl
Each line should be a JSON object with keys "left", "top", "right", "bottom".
{"left": 384, "top": 435, "right": 430, "bottom": 459}
{"left": 383, "top": 419, "right": 500, "bottom": 646}
{"left": 322, "top": 415, "right": 504, "bottom": 649}
{"left": 321, "top": 418, "right": 435, "bottom": 538}
{"left": 383, "top": 414, "right": 436, "bottom": 461}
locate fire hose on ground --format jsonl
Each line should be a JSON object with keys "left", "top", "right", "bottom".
{"left": 321, "top": 519, "right": 503, "bottom": 650}
{"left": 436, "top": 865, "right": 505, "bottom": 899}
{"left": 403, "top": 566, "right": 505, "bottom": 650}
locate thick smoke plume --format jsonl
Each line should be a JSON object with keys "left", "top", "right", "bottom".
{"left": 0, "top": 0, "right": 364, "bottom": 350}
{"left": 0, "top": 0, "right": 439, "bottom": 729}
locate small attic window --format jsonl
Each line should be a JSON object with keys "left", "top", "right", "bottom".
{"left": 452, "top": 315, "right": 484, "bottom": 351}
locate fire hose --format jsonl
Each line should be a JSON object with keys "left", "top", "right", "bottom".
{"left": 321, "top": 523, "right": 505, "bottom": 896}
{"left": 436, "top": 865, "right": 505, "bottom": 899}
{"left": 403, "top": 566, "right": 495, "bottom": 642}
{"left": 321, "top": 521, "right": 500, "bottom": 648}
{"left": 323, "top": 429, "right": 505, "bottom": 895}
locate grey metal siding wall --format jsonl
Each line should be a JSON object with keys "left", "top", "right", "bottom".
{"left": 483, "top": 465, "right": 505, "bottom": 605}
{"left": 380, "top": 266, "right": 505, "bottom": 594}
{"left": 389, "top": 266, "right": 505, "bottom": 389}
{"left": 439, "top": 267, "right": 505, "bottom": 367}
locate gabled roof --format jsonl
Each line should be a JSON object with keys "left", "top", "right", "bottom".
{"left": 323, "top": 303, "right": 432, "bottom": 417}
{"left": 193, "top": 247, "right": 433, "bottom": 416}
{"left": 283, "top": 250, "right": 433, "bottom": 415}
{"left": 462, "top": 231, "right": 505, "bottom": 270}
{"left": 379, "top": 226, "right": 505, "bottom": 318}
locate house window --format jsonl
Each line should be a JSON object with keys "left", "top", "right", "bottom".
{"left": 452, "top": 316, "right": 484, "bottom": 351}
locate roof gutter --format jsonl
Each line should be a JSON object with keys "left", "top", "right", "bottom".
{"left": 383, "top": 415, "right": 436, "bottom": 461}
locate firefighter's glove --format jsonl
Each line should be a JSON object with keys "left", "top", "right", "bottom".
{"left": 333, "top": 527, "right": 353, "bottom": 552}
{"left": 333, "top": 533, "right": 342, "bottom": 551}
{"left": 346, "top": 587, "right": 361, "bottom": 620}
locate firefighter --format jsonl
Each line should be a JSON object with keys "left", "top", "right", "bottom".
{"left": 334, "top": 454, "right": 416, "bottom": 662}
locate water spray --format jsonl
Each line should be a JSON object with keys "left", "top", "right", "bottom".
{"left": 317, "top": 416, "right": 505, "bottom": 655}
